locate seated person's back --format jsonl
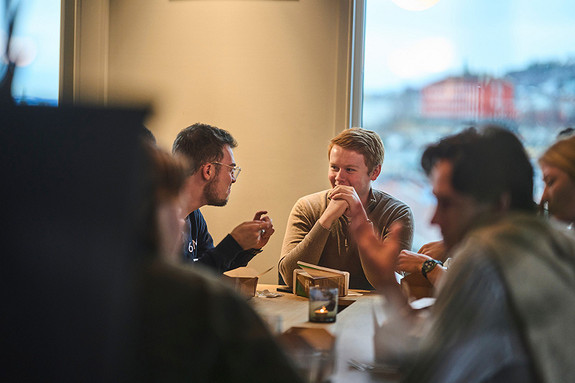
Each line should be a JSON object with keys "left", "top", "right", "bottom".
{"left": 138, "top": 260, "right": 303, "bottom": 383}
{"left": 137, "top": 143, "right": 303, "bottom": 383}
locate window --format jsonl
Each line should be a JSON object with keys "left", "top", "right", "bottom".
{"left": 361, "top": 0, "right": 575, "bottom": 249}
{"left": 1, "top": 0, "right": 60, "bottom": 106}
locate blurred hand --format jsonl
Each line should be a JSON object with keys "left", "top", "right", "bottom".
{"left": 354, "top": 221, "right": 403, "bottom": 288}
{"left": 230, "top": 210, "right": 275, "bottom": 250}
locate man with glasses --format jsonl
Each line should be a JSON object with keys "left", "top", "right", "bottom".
{"left": 172, "top": 123, "right": 274, "bottom": 273}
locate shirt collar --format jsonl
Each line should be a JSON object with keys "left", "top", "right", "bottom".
{"left": 366, "top": 188, "right": 377, "bottom": 212}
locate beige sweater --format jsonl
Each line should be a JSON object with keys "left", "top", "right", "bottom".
{"left": 279, "top": 188, "right": 414, "bottom": 290}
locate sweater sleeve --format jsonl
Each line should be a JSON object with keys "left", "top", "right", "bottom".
{"left": 198, "top": 236, "right": 260, "bottom": 273}
{"left": 278, "top": 196, "right": 331, "bottom": 287}
{"left": 226, "top": 238, "right": 262, "bottom": 270}
{"left": 192, "top": 212, "right": 246, "bottom": 273}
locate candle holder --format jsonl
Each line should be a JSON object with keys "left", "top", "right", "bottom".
{"left": 308, "top": 286, "right": 338, "bottom": 323}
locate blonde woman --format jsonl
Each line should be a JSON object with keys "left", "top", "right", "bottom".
{"left": 539, "top": 135, "right": 575, "bottom": 232}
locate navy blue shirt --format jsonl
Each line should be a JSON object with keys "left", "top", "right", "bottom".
{"left": 183, "top": 210, "right": 260, "bottom": 273}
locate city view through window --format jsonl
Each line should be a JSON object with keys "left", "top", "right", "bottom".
{"left": 363, "top": 0, "right": 575, "bottom": 249}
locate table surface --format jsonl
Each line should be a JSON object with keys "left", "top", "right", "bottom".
{"left": 250, "top": 284, "right": 400, "bottom": 383}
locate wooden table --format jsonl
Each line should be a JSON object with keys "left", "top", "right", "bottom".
{"left": 250, "top": 284, "right": 399, "bottom": 383}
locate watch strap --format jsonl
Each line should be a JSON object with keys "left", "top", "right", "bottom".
{"left": 421, "top": 259, "right": 443, "bottom": 279}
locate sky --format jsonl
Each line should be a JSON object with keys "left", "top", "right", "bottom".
{"left": 2, "top": 0, "right": 575, "bottom": 101}
{"left": 365, "top": 0, "right": 575, "bottom": 92}
{"left": 1, "top": 0, "right": 60, "bottom": 102}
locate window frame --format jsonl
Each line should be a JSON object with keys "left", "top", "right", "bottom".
{"left": 350, "top": 0, "right": 366, "bottom": 129}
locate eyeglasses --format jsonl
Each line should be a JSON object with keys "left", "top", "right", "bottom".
{"left": 211, "top": 162, "right": 242, "bottom": 179}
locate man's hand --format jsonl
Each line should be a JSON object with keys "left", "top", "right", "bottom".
{"left": 396, "top": 250, "right": 433, "bottom": 274}
{"left": 417, "top": 240, "right": 446, "bottom": 261}
{"left": 318, "top": 185, "right": 369, "bottom": 229}
{"left": 253, "top": 210, "right": 275, "bottom": 248}
{"left": 396, "top": 240, "right": 445, "bottom": 275}
{"left": 318, "top": 199, "right": 348, "bottom": 229}
{"left": 230, "top": 210, "right": 275, "bottom": 250}
{"left": 397, "top": 241, "right": 447, "bottom": 286}
{"left": 328, "top": 185, "right": 365, "bottom": 219}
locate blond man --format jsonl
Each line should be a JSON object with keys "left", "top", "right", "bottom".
{"left": 278, "top": 128, "right": 413, "bottom": 289}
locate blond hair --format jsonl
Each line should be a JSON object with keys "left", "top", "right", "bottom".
{"left": 328, "top": 128, "right": 384, "bottom": 173}
{"left": 539, "top": 136, "right": 575, "bottom": 181}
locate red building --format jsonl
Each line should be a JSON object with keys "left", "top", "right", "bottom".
{"left": 421, "top": 75, "right": 515, "bottom": 121}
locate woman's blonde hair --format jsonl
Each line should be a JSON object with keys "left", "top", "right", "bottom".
{"left": 539, "top": 136, "right": 575, "bottom": 181}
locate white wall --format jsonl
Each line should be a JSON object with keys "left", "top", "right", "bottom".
{"left": 71, "top": 0, "right": 355, "bottom": 283}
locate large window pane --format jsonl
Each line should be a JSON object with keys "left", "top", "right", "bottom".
{"left": 1, "top": 0, "right": 60, "bottom": 106}
{"left": 363, "top": 0, "right": 575, "bottom": 249}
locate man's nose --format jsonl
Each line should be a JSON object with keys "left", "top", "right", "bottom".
{"left": 430, "top": 208, "right": 439, "bottom": 225}
{"left": 540, "top": 188, "right": 549, "bottom": 204}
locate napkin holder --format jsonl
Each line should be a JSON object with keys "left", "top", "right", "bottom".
{"left": 293, "top": 261, "right": 349, "bottom": 297}
{"left": 222, "top": 267, "right": 258, "bottom": 298}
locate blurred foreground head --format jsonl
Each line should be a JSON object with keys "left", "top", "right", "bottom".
{"left": 143, "top": 143, "right": 189, "bottom": 262}
{"left": 421, "top": 126, "right": 534, "bottom": 249}
{"left": 1, "top": 103, "right": 149, "bottom": 381}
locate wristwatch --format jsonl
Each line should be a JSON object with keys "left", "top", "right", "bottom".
{"left": 421, "top": 259, "right": 443, "bottom": 280}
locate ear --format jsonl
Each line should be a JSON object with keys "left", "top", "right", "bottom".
{"left": 201, "top": 163, "right": 214, "bottom": 181}
{"left": 369, "top": 164, "right": 382, "bottom": 181}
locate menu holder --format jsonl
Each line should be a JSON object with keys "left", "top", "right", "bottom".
{"left": 293, "top": 261, "right": 349, "bottom": 297}
{"left": 222, "top": 267, "right": 259, "bottom": 299}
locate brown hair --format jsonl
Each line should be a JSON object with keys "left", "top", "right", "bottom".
{"left": 422, "top": 126, "right": 535, "bottom": 212}
{"left": 328, "top": 128, "right": 384, "bottom": 173}
{"left": 142, "top": 143, "right": 188, "bottom": 257}
{"left": 172, "top": 123, "right": 237, "bottom": 175}
{"left": 146, "top": 144, "right": 188, "bottom": 203}
{"left": 539, "top": 136, "right": 575, "bottom": 182}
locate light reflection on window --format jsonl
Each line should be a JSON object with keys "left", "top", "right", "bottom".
{"left": 363, "top": 0, "right": 575, "bottom": 249}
